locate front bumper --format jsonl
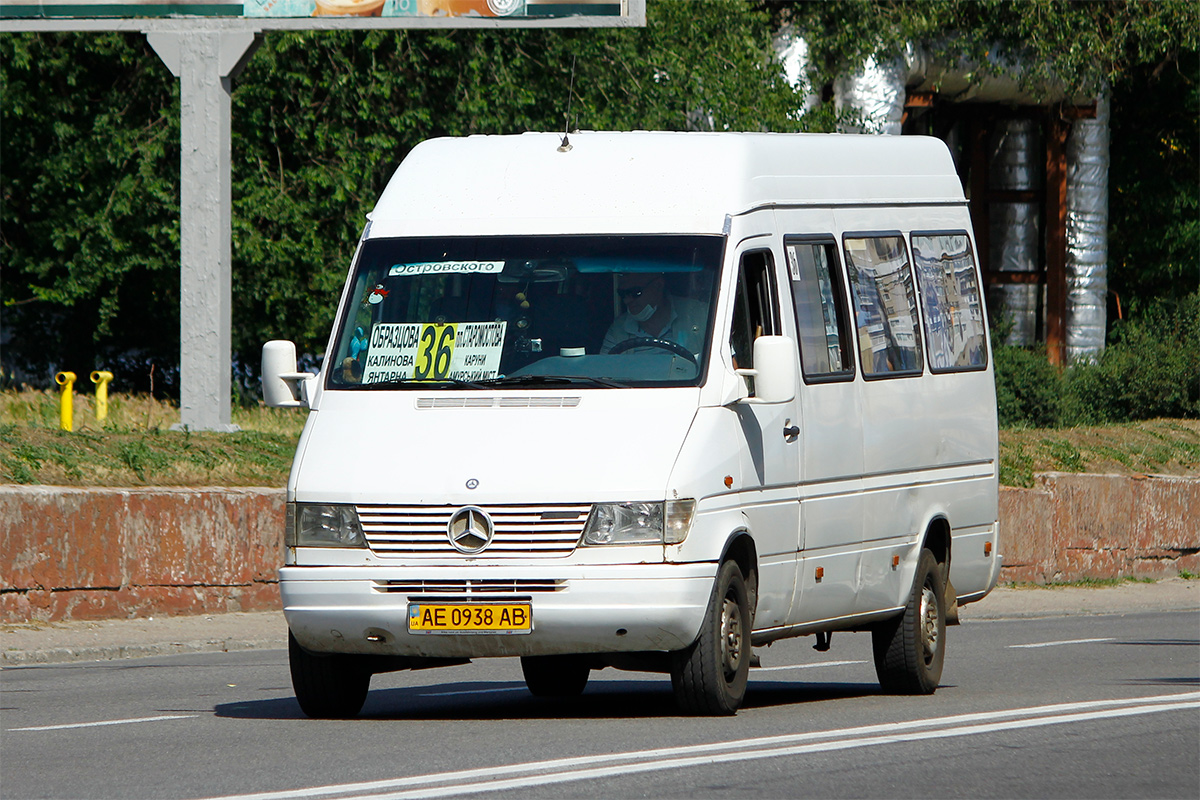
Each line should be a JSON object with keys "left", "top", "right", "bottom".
{"left": 281, "top": 562, "right": 716, "bottom": 658}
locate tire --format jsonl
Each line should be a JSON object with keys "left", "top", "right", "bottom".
{"left": 872, "top": 548, "right": 946, "bottom": 694}
{"left": 288, "top": 631, "right": 371, "bottom": 719}
{"left": 670, "top": 559, "right": 752, "bottom": 716}
{"left": 520, "top": 655, "right": 590, "bottom": 697}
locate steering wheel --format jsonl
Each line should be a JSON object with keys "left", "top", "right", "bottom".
{"left": 608, "top": 336, "right": 699, "bottom": 368}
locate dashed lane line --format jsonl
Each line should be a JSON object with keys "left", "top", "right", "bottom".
{"left": 10, "top": 714, "right": 198, "bottom": 732}
{"left": 1010, "top": 637, "right": 1116, "bottom": 649}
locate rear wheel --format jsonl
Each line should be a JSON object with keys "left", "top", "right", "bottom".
{"left": 872, "top": 548, "right": 946, "bottom": 694}
{"left": 521, "top": 655, "right": 590, "bottom": 697}
{"left": 670, "top": 559, "right": 751, "bottom": 716}
{"left": 289, "top": 631, "right": 371, "bottom": 718}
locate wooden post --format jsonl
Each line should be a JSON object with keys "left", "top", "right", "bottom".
{"left": 1044, "top": 112, "right": 1069, "bottom": 367}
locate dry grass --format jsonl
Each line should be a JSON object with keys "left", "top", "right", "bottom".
{"left": 998, "top": 418, "right": 1200, "bottom": 487}
{"left": 0, "top": 390, "right": 306, "bottom": 487}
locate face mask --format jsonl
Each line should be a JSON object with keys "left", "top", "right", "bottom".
{"left": 630, "top": 303, "right": 657, "bottom": 323}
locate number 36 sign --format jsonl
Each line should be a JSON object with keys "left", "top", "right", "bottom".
{"left": 361, "top": 321, "right": 507, "bottom": 384}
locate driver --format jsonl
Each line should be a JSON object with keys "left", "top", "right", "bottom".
{"left": 600, "top": 273, "right": 707, "bottom": 356}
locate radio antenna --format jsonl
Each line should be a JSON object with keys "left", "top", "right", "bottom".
{"left": 558, "top": 55, "right": 577, "bottom": 152}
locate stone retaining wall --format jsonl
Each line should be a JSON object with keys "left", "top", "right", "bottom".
{"left": 2, "top": 475, "right": 1197, "bottom": 623}
{"left": 998, "top": 473, "right": 1199, "bottom": 583}
{"left": 1, "top": 487, "right": 283, "bottom": 623}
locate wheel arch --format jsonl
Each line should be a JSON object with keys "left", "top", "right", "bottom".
{"left": 720, "top": 528, "right": 759, "bottom": 623}
{"left": 921, "top": 514, "right": 951, "bottom": 570}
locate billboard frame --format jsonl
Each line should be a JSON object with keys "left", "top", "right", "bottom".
{"left": 1, "top": 0, "right": 644, "bottom": 31}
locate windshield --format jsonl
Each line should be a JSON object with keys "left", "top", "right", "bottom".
{"left": 328, "top": 235, "right": 724, "bottom": 390}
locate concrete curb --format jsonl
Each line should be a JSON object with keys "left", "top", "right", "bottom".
{"left": 1, "top": 639, "right": 285, "bottom": 667}
{"left": 1, "top": 611, "right": 288, "bottom": 667}
{"left": 3, "top": 580, "right": 1196, "bottom": 667}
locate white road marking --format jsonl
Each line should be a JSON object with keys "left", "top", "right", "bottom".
{"left": 754, "top": 660, "right": 867, "bottom": 672}
{"left": 198, "top": 692, "right": 1200, "bottom": 800}
{"left": 10, "top": 714, "right": 198, "bottom": 732}
{"left": 1010, "top": 637, "right": 1116, "bottom": 649}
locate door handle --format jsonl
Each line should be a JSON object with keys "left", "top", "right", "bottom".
{"left": 783, "top": 424, "right": 800, "bottom": 442}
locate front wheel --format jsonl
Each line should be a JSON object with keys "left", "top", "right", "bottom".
{"left": 289, "top": 631, "right": 371, "bottom": 718}
{"left": 872, "top": 548, "right": 946, "bottom": 694}
{"left": 521, "top": 655, "right": 590, "bottom": 697}
{"left": 670, "top": 559, "right": 752, "bottom": 716}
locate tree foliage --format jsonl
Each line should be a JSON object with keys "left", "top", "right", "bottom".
{"left": 777, "top": 0, "right": 1199, "bottom": 100}
{"left": 1108, "top": 49, "right": 1199, "bottom": 310}
{"left": 1, "top": 0, "right": 1196, "bottom": 400}
{"left": 2, "top": 33, "right": 182, "bottom": 390}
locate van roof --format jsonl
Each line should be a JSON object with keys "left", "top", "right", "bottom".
{"left": 367, "top": 131, "right": 966, "bottom": 238}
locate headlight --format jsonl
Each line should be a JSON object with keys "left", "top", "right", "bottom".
{"left": 582, "top": 499, "right": 695, "bottom": 545}
{"left": 286, "top": 503, "right": 367, "bottom": 548}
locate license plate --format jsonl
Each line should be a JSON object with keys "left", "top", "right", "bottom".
{"left": 407, "top": 603, "right": 532, "bottom": 634}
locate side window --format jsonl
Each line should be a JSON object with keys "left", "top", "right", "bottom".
{"left": 786, "top": 239, "right": 854, "bottom": 382}
{"left": 911, "top": 232, "right": 988, "bottom": 372}
{"left": 843, "top": 234, "right": 924, "bottom": 378}
{"left": 729, "top": 250, "right": 780, "bottom": 376}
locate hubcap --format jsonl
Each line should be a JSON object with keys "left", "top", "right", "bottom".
{"left": 919, "top": 584, "right": 940, "bottom": 665}
{"left": 720, "top": 596, "right": 743, "bottom": 678}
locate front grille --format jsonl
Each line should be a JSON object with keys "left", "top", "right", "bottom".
{"left": 372, "top": 578, "right": 566, "bottom": 594}
{"left": 357, "top": 503, "right": 590, "bottom": 558}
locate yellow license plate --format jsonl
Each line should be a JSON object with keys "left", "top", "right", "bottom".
{"left": 407, "top": 603, "right": 532, "bottom": 634}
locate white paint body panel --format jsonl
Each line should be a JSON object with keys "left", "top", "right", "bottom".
{"left": 280, "top": 132, "right": 1001, "bottom": 660}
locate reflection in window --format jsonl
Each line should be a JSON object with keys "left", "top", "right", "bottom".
{"left": 787, "top": 241, "right": 853, "bottom": 380}
{"left": 844, "top": 235, "right": 923, "bottom": 377}
{"left": 912, "top": 233, "right": 987, "bottom": 371}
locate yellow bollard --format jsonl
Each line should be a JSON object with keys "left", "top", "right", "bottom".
{"left": 90, "top": 370, "right": 114, "bottom": 421}
{"left": 55, "top": 371, "right": 76, "bottom": 432}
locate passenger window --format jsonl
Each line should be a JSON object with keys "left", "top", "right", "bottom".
{"left": 911, "top": 232, "right": 988, "bottom": 372}
{"left": 729, "top": 250, "right": 780, "bottom": 379}
{"left": 843, "top": 235, "right": 924, "bottom": 378}
{"left": 786, "top": 239, "right": 854, "bottom": 382}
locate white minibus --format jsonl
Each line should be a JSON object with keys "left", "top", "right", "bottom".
{"left": 262, "top": 131, "right": 1001, "bottom": 717}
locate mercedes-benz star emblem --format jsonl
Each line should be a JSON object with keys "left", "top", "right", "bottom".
{"left": 465, "top": 478, "right": 479, "bottom": 490}
{"left": 447, "top": 506, "right": 494, "bottom": 554}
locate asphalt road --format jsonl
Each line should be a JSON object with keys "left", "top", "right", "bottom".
{"left": 2, "top": 609, "right": 1197, "bottom": 800}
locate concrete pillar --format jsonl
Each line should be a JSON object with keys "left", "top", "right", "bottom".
{"left": 147, "top": 30, "right": 260, "bottom": 432}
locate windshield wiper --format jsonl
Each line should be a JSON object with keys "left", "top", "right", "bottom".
{"left": 479, "top": 375, "right": 628, "bottom": 389}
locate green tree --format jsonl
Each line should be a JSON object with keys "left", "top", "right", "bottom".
{"left": 2, "top": 33, "right": 181, "bottom": 392}
{"left": 1108, "top": 50, "right": 1199, "bottom": 310}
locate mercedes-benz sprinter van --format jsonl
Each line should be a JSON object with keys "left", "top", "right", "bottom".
{"left": 262, "top": 131, "right": 1001, "bottom": 717}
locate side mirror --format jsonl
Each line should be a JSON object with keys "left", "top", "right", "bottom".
{"left": 262, "top": 340, "right": 316, "bottom": 408}
{"left": 734, "top": 335, "right": 797, "bottom": 405}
